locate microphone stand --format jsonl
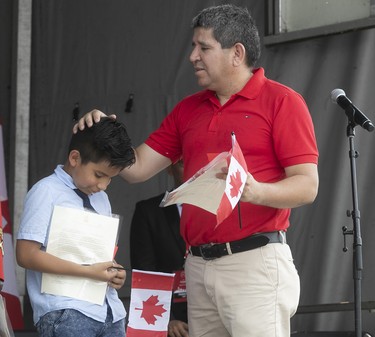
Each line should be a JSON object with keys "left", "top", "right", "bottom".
{"left": 342, "top": 107, "right": 364, "bottom": 337}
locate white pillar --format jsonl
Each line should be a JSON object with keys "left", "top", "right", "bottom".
{"left": 13, "top": 0, "right": 32, "bottom": 299}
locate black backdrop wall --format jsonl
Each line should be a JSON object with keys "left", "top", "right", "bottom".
{"left": 3, "top": 0, "right": 375, "bottom": 333}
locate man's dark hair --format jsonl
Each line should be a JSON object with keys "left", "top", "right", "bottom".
{"left": 191, "top": 4, "right": 261, "bottom": 68}
{"left": 69, "top": 117, "right": 135, "bottom": 170}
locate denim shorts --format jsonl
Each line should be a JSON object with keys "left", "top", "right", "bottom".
{"left": 36, "top": 308, "right": 125, "bottom": 337}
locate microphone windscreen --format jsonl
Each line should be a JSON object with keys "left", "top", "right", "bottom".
{"left": 331, "top": 88, "right": 345, "bottom": 103}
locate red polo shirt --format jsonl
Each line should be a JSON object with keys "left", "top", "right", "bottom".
{"left": 146, "top": 68, "right": 318, "bottom": 245}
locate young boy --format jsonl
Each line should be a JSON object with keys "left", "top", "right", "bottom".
{"left": 16, "top": 117, "right": 135, "bottom": 337}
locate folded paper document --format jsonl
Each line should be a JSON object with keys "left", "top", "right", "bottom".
{"left": 42, "top": 206, "right": 120, "bottom": 305}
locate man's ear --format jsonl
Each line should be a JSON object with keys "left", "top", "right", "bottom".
{"left": 68, "top": 150, "right": 81, "bottom": 167}
{"left": 232, "top": 42, "right": 246, "bottom": 67}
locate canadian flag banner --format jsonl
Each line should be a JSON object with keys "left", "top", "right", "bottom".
{"left": 127, "top": 269, "right": 175, "bottom": 337}
{"left": 216, "top": 132, "right": 248, "bottom": 226}
{"left": 0, "top": 124, "right": 24, "bottom": 329}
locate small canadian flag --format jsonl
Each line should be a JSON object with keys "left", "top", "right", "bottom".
{"left": 216, "top": 132, "right": 248, "bottom": 226}
{"left": 127, "top": 269, "right": 175, "bottom": 337}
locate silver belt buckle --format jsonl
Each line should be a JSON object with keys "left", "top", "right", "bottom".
{"left": 199, "top": 243, "right": 216, "bottom": 260}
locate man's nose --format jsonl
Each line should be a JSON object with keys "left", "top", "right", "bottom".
{"left": 189, "top": 47, "right": 199, "bottom": 63}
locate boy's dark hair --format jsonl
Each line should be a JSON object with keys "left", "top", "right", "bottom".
{"left": 191, "top": 4, "right": 261, "bottom": 68}
{"left": 69, "top": 117, "right": 135, "bottom": 170}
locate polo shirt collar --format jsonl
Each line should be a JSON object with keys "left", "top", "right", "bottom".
{"left": 237, "top": 67, "right": 266, "bottom": 100}
{"left": 201, "top": 89, "right": 216, "bottom": 101}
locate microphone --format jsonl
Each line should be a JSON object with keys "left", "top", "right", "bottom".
{"left": 331, "top": 88, "right": 374, "bottom": 132}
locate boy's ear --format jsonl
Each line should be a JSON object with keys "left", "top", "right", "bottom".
{"left": 68, "top": 150, "right": 81, "bottom": 167}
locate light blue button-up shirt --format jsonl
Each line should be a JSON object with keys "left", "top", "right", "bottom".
{"left": 17, "top": 165, "right": 126, "bottom": 325}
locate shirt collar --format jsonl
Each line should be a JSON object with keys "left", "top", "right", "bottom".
{"left": 54, "top": 165, "right": 76, "bottom": 190}
{"left": 236, "top": 67, "right": 266, "bottom": 100}
{"left": 200, "top": 89, "right": 216, "bottom": 101}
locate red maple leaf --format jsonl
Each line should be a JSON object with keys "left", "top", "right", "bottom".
{"left": 229, "top": 169, "right": 243, "bottom": 198}
{"left": 135, "top": 295, "right": 167, "bottom": 325}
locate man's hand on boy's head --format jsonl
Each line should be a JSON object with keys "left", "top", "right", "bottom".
{"left": 72, "top": 109, "right": 117, "bottom": 134}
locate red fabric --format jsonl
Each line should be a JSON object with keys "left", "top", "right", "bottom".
{"left": 0, "top": 201, "right": 25, "bottom": 330}
{"left": 1, "top": 200, "right": 10, "bottom": 235}
{"left": 216, "top": 192, "right": 232, "bottom": 228}
{"left": 127, "top": 326, "right": 167, "bottom": 337}
{"left": 146, "top": 67, "right": 319, "bottom": 245}
{"left": 0, "top": 124, "right": 24, "bottom": 330}
{"left": 0, "top": 292, "right": 24, "bottom": 330}
{"left": 131, "top": 270, "right": 175, "bottom": 291}
{"left": 0, "top": 204, "right": 4, "bottom": 282}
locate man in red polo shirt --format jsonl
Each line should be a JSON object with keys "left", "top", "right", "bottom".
{"left": 76, "top": 4, "right": 318, "bottom": 337}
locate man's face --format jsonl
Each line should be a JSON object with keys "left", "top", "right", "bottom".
{"left": 70, "top": 154, "right": 122, "bottom": 195}
{"left": 189, "top": 27, "right": 233, "bottom": 92}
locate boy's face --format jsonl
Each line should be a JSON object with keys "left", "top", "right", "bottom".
{"left": 67, "top": 150, "right": 122, "bottom": 195}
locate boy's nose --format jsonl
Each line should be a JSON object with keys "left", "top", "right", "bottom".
{"left": 97, "top": 178, "right": 111, "bottom": 191}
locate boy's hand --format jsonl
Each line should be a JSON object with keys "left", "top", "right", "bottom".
{"left": 108, "top": 269, "right": 126, "bottom": 289}
{"left": 73, "top": 109, "right": 116, "bottom": 133}
{"left": 108, "top": 262, "right": 126, "bottom": 289}
{"left": 81, "top": 261, "right": 126, "bottom": 289}
{"left": 85, "top": 261, "right": 119, "bottom": 282}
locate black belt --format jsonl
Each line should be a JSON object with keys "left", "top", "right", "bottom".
{"left": 189, "top": 231, "right": 286, "bottom": 260}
